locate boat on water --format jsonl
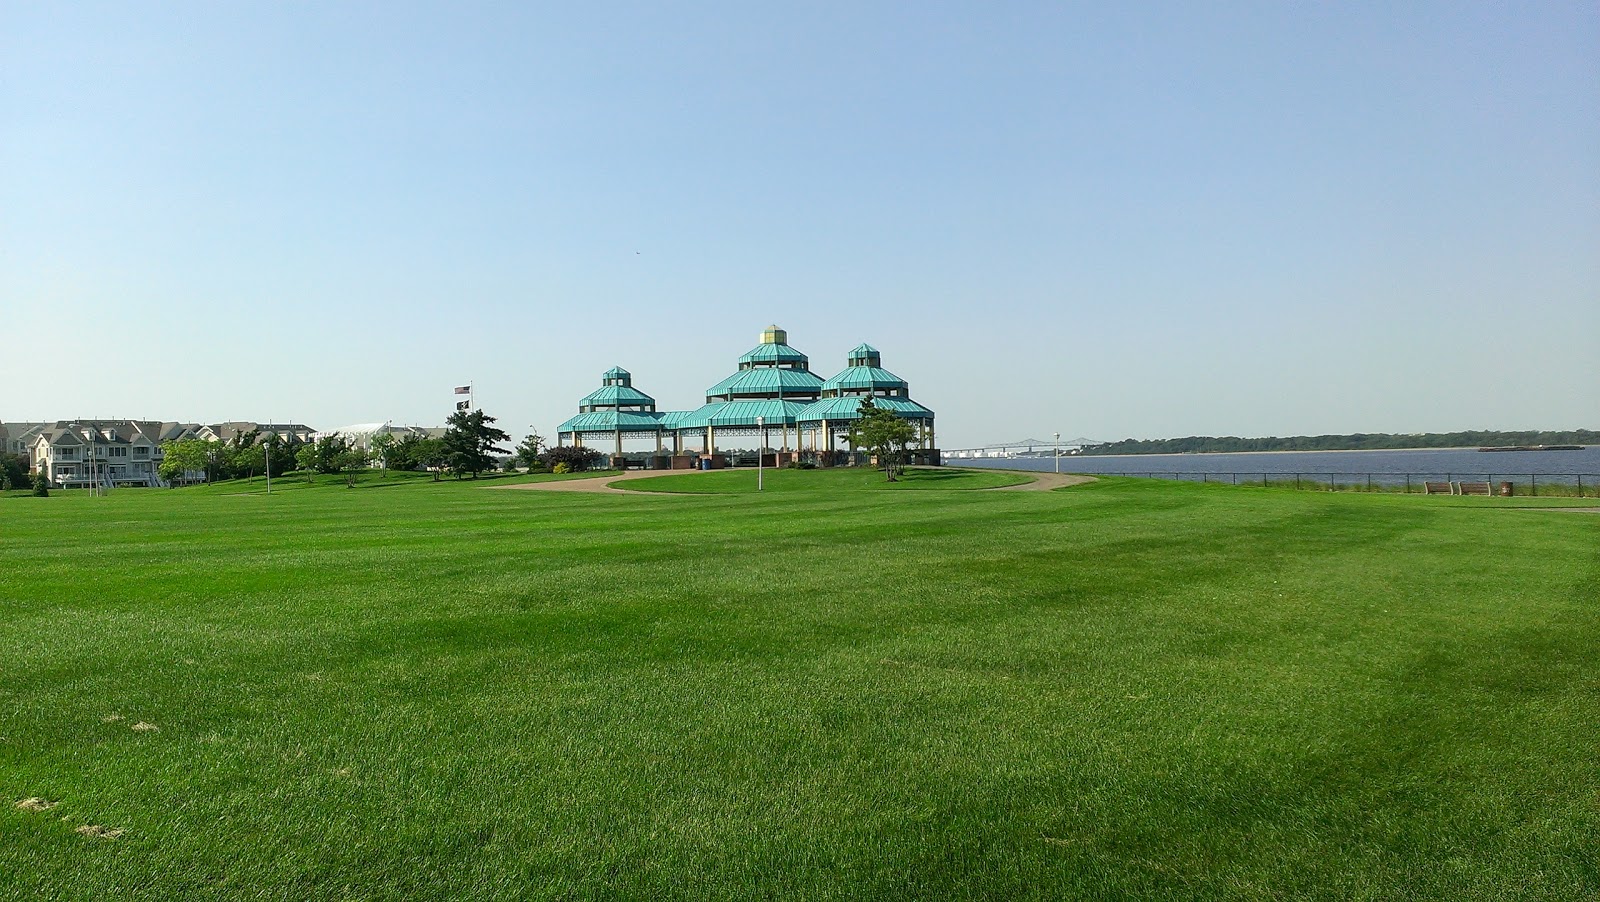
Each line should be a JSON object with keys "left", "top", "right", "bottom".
{"left": 1478, "top": 444, "right": 1585, "bottom": 452}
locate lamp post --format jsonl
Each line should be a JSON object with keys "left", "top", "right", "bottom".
{"left": 756, "top": 416, "right": 765, "bottom": 492}
{"left": 264, "top": 434, "right": 272, "bottom": 495}
{"left": 1054, "top": 432, "right": 1060, "bottom": 474}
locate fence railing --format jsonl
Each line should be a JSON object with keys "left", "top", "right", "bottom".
{"left": 1086, "top": 472, "right": 1598, "bottom": 497}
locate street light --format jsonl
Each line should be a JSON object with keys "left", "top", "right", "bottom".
{"left": 1054, "top": 432, "right": 1060, "bottom": 474}
{"left": 756, "top": 416, "right": 765, "bottom": 492}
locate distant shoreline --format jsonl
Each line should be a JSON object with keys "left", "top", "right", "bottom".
{"left": 1074, "top": 446, "right": 1490, "bottom": 460}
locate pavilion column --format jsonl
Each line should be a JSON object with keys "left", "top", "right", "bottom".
{"left": 655, "top": 430, "right": 663, "bottom": 454}
{"left": 928, "top": 422, "right": 935, "bottom": 448}
{"left": 673, "top": 431, "right": 682, "bottom": 456}
{"left": 707, "top": 425, "right": 715, "bottom": 454}
{"left": 615, "top": 429, "right": 623, "bottom": 455}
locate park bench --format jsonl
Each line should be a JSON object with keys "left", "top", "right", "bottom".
{"left": 1424, "top": 481, "right": 1453, "bottom": 495}
{"left": 1457, "top": 481, "right": 1493, "bottom": 496}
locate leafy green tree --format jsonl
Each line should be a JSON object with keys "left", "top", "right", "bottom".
{"left": 1, "top": 453, "right": 30, "bottom": 491}
{"left": 261, "top": 432, "right": 298, "bottom": 478}
{"left": 513, "top": 431, "right": 544, "bottom": 470}
{"left": 232, "top": 442, "right": 266, "bottom": 480}
{"left": 540, "top": 445, "right": 603, "bottom": 472}
{"left": 369, "top": 433, "right": 397, "bottom": 476}
{"left": 414, "top": 437, "right": 449, "bottom": 481}
{"left": 305, "top": 435, "right": 353, "bottom": 474}
{"left": 848, "top": 400, "right": 917, "bottom": 481}
{"left": 294, "top": 444, "right": 319, "bottom": 482}
{"left": 332, "top": 446, "right": 369, "bottom": 487}
{"left": 32, "top": 471, "right": 50, "bottom": 496}
{"left": 442, "top": 409, "right": 511, "bottom": 479}
{"left": 159, "top": 438, "right": 213, "bottom": 484}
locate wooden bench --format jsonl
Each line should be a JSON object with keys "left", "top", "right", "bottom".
{"left": 1424, "top": 481, "right": 1453, "bottom": 495}
{"left": 1458, "top": 481, "right": 1492, "bottom": 496}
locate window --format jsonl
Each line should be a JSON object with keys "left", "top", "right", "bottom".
{"left": 56, "top": 448, "right": 76, "bottom": 458}
{"left": 133, "top": 446, "right": 149, "bottom": 456}
{"left": 108, "top": 447, "right": 128, "bottom": 457}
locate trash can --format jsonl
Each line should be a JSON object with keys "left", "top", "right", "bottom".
{"left": 1498, "top": 481, "right": 1514, "bottom": 497}
{"left": 699, "top": 458, "right": 711, "bottom": 471}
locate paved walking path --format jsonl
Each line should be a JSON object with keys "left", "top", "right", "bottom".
{"left": 490, "top": 467, "right": 1093, "bottom": 494}
{"left": 488, "top": 469, "right": 706, "bottom": 494}
{"left": 989, "top": 471, "right": 1097, "bottom": 491}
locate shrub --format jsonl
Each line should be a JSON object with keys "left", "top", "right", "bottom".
{"left": 32, "top": 472, "right": 49, "bottom": 497}
{"left": 552, "top": 462, "right": 570, "bottom": 475}
{"left": 541, "top": 446, "right": 604, "bottom": 472}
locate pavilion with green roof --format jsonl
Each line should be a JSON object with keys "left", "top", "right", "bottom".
{"left": 555, "top": 326, "right": 937, "bottom": 467}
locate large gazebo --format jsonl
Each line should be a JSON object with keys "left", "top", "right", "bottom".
{"left": 555, "top": 326, "right": 938, "bottom": 467}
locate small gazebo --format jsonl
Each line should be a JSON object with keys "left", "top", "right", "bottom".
{"left": 798, "top": 344, "right": 936, "bottom": 458}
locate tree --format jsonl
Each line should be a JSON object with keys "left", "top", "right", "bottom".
{"left": 1, "top": 453, "right": 29, "bottom": 491}
{"left": 442, "top": 409, "right": 510, "bottom": 479}
{"left": 32, "top": 471, "right": 49, "bottom": 496}
{"left": 369, "top": 433, "right": 397, "bottom": 476}
{"left": 294, "top": 444, "right": 319, "bottom": 482}
{"left": 159, "top": 438, "right": 213, "bottom": 485}
{"left": 262, "top": 432, "right": 299, "bottom": 478}
{"left": 847, "top": 399, "right": 917, "bottom": 481}
{"left": 332, "top": 445, "right": 369, "bottom": 487}
{"left": 232, "top": 442, "right": 266, "bottom": 480}
{"left": 414, "top": 437, "right": 449, "bottom": 481}
{"left": 513, "top": 431, "right": 544, "bottom": 470}
{"left": 540, "top": 445, "right": 603, "bottom": 472}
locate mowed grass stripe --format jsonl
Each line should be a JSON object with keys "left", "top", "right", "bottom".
{"left": 1, "top": 474, "right": 1595, "bottom": 899}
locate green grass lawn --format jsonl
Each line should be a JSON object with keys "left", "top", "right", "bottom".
{"left": 1, "top": 474, "right": 1595, "bottom": 900}
{"left": 622, "top": 466, "right": 1033, "bottom": 493}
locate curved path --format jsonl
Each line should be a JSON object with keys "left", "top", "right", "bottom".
{"left": 488, "top": 469, "right": 704, "bottom": 494}
{"left": 989, "top": 471, "right": 1096, "bottom": 491}
{"left": 490, "top": 468, "right": 1093, "bottom": 494}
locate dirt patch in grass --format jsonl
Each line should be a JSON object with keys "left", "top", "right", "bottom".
{"left": 76, "top": 825, "right": 125, "bottom": 840}
{"left": 130, "top": 722, "right": 159, "bottom": 733}
{"left": 16, "top": 798, "right": 58, "bottom": 812}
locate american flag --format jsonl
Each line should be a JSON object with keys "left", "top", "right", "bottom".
{"left": 454, "top": 385, "right": 471, "bottom": 395}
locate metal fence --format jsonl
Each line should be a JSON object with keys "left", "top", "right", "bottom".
{"left": 1089, "top": 472, "right": 1598, "bottom": 497}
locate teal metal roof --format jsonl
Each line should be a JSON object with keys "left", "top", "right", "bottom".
{"left": 675, "top": 399, "right": 812, "bottom": 430}
{"left": 796, "top": 396, "right": 933, "bottom": 424}
{"left": 820, "top": 365, "right": 906, "bottom": 393}
{"left": 706, "top": 366, "right": 824, "bottom": 400}
{"left": 603, "top": 366, "right": 630, "bottom": 380}
{"left": 737, "top": 342, "right": 809, "bottom": 366}
{"left": 579, "top": 384, "right": 656, "bottom": 409}
{"left": 658, "top": 410, "right": 695, "bottom": 430}
{"left": 847, "top": 344, "right": 881, "bottom": 366}
{"left": 557, "top": 410, "right": 667, "bottom": 435}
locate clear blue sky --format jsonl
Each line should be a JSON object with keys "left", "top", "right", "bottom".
{"left": 4, "top": 2, "right": 1595, "bottom": 447}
